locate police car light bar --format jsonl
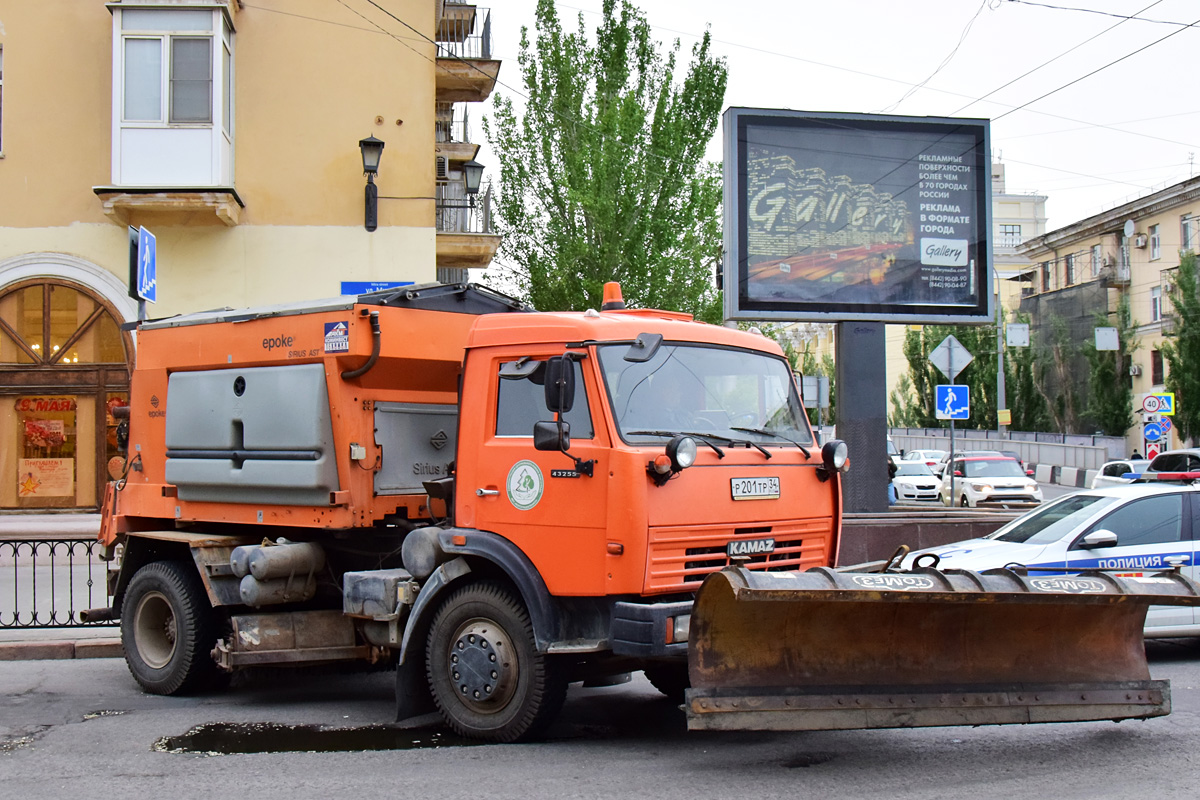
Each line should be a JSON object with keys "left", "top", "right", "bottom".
{"left": 1128, "top": 471, "right": 1200, "bottom": 483}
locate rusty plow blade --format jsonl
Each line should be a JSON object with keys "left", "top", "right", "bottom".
{"left": 686, "top": 566, "right": 1200, "bottom": 732}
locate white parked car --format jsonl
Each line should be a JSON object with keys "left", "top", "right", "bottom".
{"left": 1091, "top": 459, "right": 1150, "bottom": 489}
{"left": 939, "top": 454, "right": 1042, "bottom": 508}
{"left": 906, "top": 483, "right": 1200, "bottom": 637}
{"left": 892, "top": 462, "right": 940, "bottom": 502}
{"left": 901, "top": 449, "right": 946, "bottom": 467}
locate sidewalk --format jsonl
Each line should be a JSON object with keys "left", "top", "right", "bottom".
{"left": 0, "top": 512, "right": 120, "bottom": 661}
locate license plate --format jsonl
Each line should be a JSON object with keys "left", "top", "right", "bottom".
{"left": 731, "top": 476, "right": 780, "bottom": 500}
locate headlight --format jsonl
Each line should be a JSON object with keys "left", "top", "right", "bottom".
{"left": 973, "top": 483, "right": 993, "bottom": 492}
{"left": 667, "top": 435, "right": 697, "bottom": 471}
{"left": 822, "top": 439, "right": 849, "bottom": 471}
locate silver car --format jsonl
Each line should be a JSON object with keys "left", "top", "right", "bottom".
{"left": 1091, "top": 459, "right": 1150, "bottom": 489}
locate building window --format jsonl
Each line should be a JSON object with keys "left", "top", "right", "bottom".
{"left": 1151, "top": 286, "right": 1163, "bottom": 323}
{"left": 1065, "top": 253, "right": 1075, "bottom": 286}
{"left": 111, "top": 6, "right": 233, "bottom": 185}
{"left": 0, "top": 46, "right": 4, "bottom": 152}
{"left": 1151, "top": 349, "right": 1164, "bottom": 386}
{"left": 1041, "top": 262, "right": 1050, "bottom": 292}
{"left": 1000, "top": 224, "right": 1021, "bottom": 248}
{"left": 1183, "top": 215, "right": 1197, "bottom": 253}
{"left": 1150, "top": 224, "right": 1161, "bottom": 260}
{"left": 1091, "top": 244, "right": 1102, "bottom": 277}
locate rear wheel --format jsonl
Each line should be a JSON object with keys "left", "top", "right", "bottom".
{"left": 426, "top": 581, "right": 565, "bottom": 742}
{"left": 960, "top": 494, "right": 971, "bottom": 508}
{"left": 120, "top": 560, "right": 218, "bottom": 695}
{"left": 644, "top": 662, "right": 689, "bottom": 704}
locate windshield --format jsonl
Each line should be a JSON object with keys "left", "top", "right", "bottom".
{"left": 987, "top": 494, "right": 1119, "bottom": 544}
{"left": 597, "top": 343, "right": 814, "bottom": 445}
{"left": 963, "top": 459, "right": 1026, "bottom": 478}
{"left": 895, "top": 463, "right": 934, "bottom": 477}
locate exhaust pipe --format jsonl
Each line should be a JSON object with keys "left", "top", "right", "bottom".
{"left": 80, "top": 607, "right": 117, "bottom": 623}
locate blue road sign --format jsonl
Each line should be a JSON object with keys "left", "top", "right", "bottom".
{"left": 340, "top": 280, "right": 413, "bottom": 295}
{"left": 136, "top": 227, "right": 156, "bottom": 303}
{"left": 1162, "top": 417, "right": 1173, "bottom": 433}
{"left": 1144, "top": 422, "right": 1164, "bottom": 442}
{"left": 935, "top": 385, "right": 970, "bottom": 421}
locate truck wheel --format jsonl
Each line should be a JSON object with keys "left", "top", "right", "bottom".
{"left": 121, "top": 560, "right": 218, "bottom": 696}
{"left": 426, "top": 581, "right": 565, "bottom": 742}
{"left": 644, "top": 662, "right": 689, "bottom": 704}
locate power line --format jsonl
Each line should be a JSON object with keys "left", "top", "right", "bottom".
{"left": 951, "top": 0, "right": 1165, "bottom": 115}
{"left": 1004, "top": 0, "right": 1200, "bottom": 28}
{"left": 993, "top": 11, "right": 1200, "bottom": 121}
{"left": 882, "top": 0, "right": 992, "bottom": 114}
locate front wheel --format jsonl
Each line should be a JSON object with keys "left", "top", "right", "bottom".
{"left": 644, "top": 662, "right": 689, "bottom": 704}
{"left": 120, "top": 560, "right": 219, "bottom": 695}
{"left": 426, "top": 581, "right": 565, "bottom": 742}
{"left": 960, "top": 494, "right": 971, "bottom": 508}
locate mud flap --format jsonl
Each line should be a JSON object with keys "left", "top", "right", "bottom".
{"left": 686, "top": 566, "right": 1200, "bottom": 731}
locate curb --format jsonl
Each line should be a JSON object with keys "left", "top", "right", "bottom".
{"left": 0, "top": 638, "right": 122, "bottom": 661}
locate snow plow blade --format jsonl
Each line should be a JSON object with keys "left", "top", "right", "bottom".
{"left": 686, "top": 566, "right": 1200, "bottom": 731}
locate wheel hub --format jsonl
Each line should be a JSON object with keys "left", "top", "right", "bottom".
{"left": 134, "top": 590, "right": 177, "bottom": 669}
{"left": 448, "top": 619, "right": 516, "bottom": 713}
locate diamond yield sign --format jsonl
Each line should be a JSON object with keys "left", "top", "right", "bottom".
{"left": 929, "top": 335, "right": 974, "bottom": 382}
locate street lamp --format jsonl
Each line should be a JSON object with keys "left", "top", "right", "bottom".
{"left": 359, "top": 135, "right": 386, "bottom": 232}
{"left": 462, "top": 159, "right": 484, "bottom": 204}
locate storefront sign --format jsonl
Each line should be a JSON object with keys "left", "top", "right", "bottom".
{"left": 14, "top": 396, "right": 77, "bottom": 413}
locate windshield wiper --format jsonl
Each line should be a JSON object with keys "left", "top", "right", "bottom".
{"left": 627, "top": 430, "right": 726, "bottom": 458}
{"left": 730, "top": 427, "right": 812, "bottom": 458}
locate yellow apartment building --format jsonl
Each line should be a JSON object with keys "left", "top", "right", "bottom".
{"left": 1016, "top": 174, "right": 1200, "bottom": 454}
{"left": 0, "top": 0, "right": 501, "bottom": 510}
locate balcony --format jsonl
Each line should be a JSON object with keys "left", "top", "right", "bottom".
{"left": 436, "top": 182, "right": 500, "bottom": 269}
{"left": 435, "top": 102, "right": 479, "bottom": 165}
{"left": 1099, "top": 264, "right": 1131, "bottom": 286}
{"left": 436, "top": 5, "right": 499, "bottom": 102}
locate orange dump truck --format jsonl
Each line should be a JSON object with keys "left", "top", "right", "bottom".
{"left": 94, "top": 282, "right": 1200, "bottom": 741}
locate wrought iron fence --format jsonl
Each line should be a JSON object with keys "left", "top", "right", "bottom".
{"left": 435, "top": 183, "right": 494, "bottom": 235}
{"left": 0, "top": 539, "right": 115, "bottom": 628}
{"left": 438, "top": 4, "right": 492, "bottom": 60}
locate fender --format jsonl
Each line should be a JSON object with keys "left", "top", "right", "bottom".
{"left": 397, "top": 528, "right": 560, "bottom": 665}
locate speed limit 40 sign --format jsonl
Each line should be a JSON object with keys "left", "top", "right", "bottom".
{"left": 1142, "top": 393, "right": 1175, "bottom": 415}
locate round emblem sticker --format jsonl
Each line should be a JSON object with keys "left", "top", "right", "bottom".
{"left": 506, "top": 460, "right": 544, "bottom": 511}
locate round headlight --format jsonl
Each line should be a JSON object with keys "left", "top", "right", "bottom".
{"left": 822, "top": 439, "right": 849, "bottom": 471}
{"left": 667, "top": 435, "right": 698, "bottom": 470}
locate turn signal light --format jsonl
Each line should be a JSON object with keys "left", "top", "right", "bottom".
{"left": 652, "top": 454, "right": 672, "bottom": 474}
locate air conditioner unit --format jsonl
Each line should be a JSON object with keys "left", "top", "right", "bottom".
{"left": 1130, "top": 364, "right": 1143, "bottom": 377}
{"left": 1134, "top": 234, "right": 1148, "bottom": 248}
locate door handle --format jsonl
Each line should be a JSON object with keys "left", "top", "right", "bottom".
{"left": 476, "top": 488, "right": 500, "bottom": 497}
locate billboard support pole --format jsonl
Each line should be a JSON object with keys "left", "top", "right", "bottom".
{"left": 949, "top": 349, "right": 956, "bottom": 505}
{"left": 834, "top": 321, "right": 887, "bottom": 513}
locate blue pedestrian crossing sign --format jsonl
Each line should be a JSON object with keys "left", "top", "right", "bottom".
{"left": 135, "top": 226, "right": 156, "bottom": 303}
{"left": 936, "top": 385, "right": 970, "bottom": 421}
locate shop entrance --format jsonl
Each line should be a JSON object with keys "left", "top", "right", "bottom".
{"left": 0, "top": 279, "right": 132, "bottom": 510}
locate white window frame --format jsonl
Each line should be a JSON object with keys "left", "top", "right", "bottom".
{"left": 1091, "top": 244, "right": 1101, "bottom": 277}
{"left": 1150, "top": 224, "right": 1161, "bottom": 260}
{"left": 1151, "top": 285, "right": 1163, "bottom": 323}
{"left": 1183, "top": 215, "right": 1196, "bottom": 253}
{"left": 1065, "top": 253, "right": 1075, "bottom": 286}
{"left": 109, "top": 4, "right": 234, "bottom": 187}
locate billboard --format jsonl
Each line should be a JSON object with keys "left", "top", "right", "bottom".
{"left": 723, "top": 108, "right": 992, "bottom": 323}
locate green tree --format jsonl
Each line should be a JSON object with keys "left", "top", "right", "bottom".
{"left": 899, "top": 322, "right": 999, "bottom": 430}
{"left": 1162, "top": 252, "right": 1200, "bottom": 444}
{"left": 1082, "top": 295, "right": 1138, "bottom": 436}
{"left": 1005, "top": 312, "right": 1053, "bottom": 432}
{"left": 484, "top": 0, "right": 727, "bottom": 320}
{"left": 1043, "top": 314, "right": 1079, "bottom": 433}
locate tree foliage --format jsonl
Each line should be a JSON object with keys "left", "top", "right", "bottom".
{"left": 896, "top": 322, "right": 1000, "bottom": 429}
{"left": 1163, "top": 252, "right": 1200, "bottom": 444}
{"left": 1082, "top": 294, "right": 1138, "bottom": 436}
{"left": 484, "top": 0, "right": 728, "bottom": 320}
{"left": 1006, "top": 312, "right": 1053, "bottom": 432}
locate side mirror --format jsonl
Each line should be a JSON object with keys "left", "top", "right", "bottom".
{"left": 533, "top": 420, "right": 570, "bottom": 452}
{"left": 1079, "top": 529, "right": 1118, "bottom": 549}
{"left": 543, "top": 356, "right": 575, "bottom": 413}
{"left": 1026, "top": 469, "right": 1035, "bottom": 477}
{"left": 953, "top": 470, "right": 963, "bottom": 478}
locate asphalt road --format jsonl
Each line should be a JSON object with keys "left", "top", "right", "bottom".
{"left": 4, "top": 641, "right": 1200, "bottom": 799}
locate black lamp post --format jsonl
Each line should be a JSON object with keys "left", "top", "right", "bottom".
{"left": 359, "top": 135, "right": 385, "bottom": 232}
{"left": 462, "top": 159, "right": 484, "bottom": 206}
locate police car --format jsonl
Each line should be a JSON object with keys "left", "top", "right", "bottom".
{"left": 905, "top": 479, "right": 1200, "bottom": 637}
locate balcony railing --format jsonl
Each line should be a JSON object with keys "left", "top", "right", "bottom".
{"left": 436, "top": 182, "right": 494, "bottom": 235}
{"left": 997, "top": 235, "right": 1023, "bottom": 249}
{"left": 438, "top": 5, "right": 492, "bottom": 60}
{"left": 435, "top": 103, "right": 470, "bottom": 144}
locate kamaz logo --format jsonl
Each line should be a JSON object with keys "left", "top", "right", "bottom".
{"left": 1030, "top": 577, "right": 1107, "bottom": 594}
{"left": 727, "top": 538, "right": 774, "bottom": 557}
{"left": 851, "top": 575, "right": 936, "bottom": 591}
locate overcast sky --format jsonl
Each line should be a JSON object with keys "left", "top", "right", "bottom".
{"left": 480, "top": 0, "right": 1200, "bottom": 233}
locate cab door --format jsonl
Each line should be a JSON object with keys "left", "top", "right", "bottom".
{"left": 1064, "top": 491, "right": 1196, "bottom": 631}
{"left": 455, "top": 352, "right": 611, "bottom": 596}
